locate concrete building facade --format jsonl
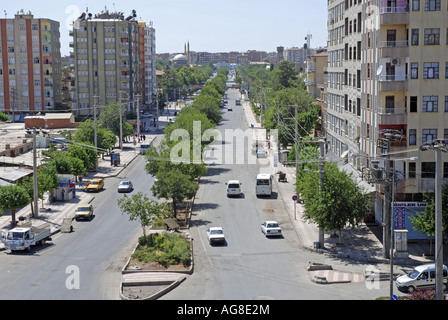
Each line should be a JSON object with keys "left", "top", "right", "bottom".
{"left": 325, "top": 0, "right": 448, "bottom": 238}
{"left": 0, "top": 10, "right": 62, "bottom": 116}
{"left": 70, "top": 10, "right": 156, "bottom": 116}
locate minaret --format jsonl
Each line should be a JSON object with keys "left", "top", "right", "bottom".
{"left": 187, "top": 41, "right": 190, "bottom": 65}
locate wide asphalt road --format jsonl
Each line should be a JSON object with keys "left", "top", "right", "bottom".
{"left": 0, "top": 154, "right": 152, "bottom": 300}
{"left": 161, "top": 87, "right": 352, "bottom": 300}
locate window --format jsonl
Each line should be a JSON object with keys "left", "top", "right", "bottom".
{"left": 445, "top": 96, "right": 448, "bottom": 112}
{"left": 424, "top": 28, "right": 440, "bottom": 45}
{"left": 412, "top": 0, "right": 420, "bottom": 10}
{"left": 409, "top": 129, "right": 417, "bottom": 145}
{"left": 409, "top": 162, "right": 416, "bottom": 178}
{"left": 411, "top": 63, "right": 418, "bottom": 79}
{"left": 422, "top": 129, "right": 437, "bottom": 145}
{"left": 422, "top": 96, "right": 438, "bottom": 112}
{"left": 411, "top": 29, "right": 419, "bottom": 45}
{"left": 425, "top": 0, "right": 440, "bottom": 11}
{"left": 423, "top": 62, "right": 439, "bottom": 79}
{"left": 421, "top": 162, "right": 436, "bottom": 178}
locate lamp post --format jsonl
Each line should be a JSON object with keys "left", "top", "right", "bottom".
{"left": 420, "top": 139, "right": 447, "bottom": 300}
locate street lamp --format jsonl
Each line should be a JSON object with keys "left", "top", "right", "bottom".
{"left": 420, "top": 139, "right": 447, "bottom": 300}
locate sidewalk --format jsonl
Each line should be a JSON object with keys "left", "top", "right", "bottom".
{"left": 240, "top": 95, "right": 440, "bottom": 269}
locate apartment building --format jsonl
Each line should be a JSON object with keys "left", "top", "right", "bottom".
{"left": 325, "top": 0, "right": 448, "bottom": 238}
{"left": 0, "top": 10, "right": 62, "bottom": 116}
{"left": 71, "top": 10, "right": 156, "bottom": 116}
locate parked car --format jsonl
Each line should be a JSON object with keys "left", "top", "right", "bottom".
{"left": 118, "top": 180, "right": 133, "bottom": 193}
{"left": 75, "top": 204, "right": 94, "bottom": 221}
{"left": 226, "top": 180, "right": 242, "bottom": 197}
{"left": 206, "top": 227, "right": 226, "bottom": 245}
{"left": 396, "top": 263, "right": 448, "bottom": 293}
{"left": 261, "top": 221, "right": 282, "bottom": 237}
{"left": 85, "top": 178, "right": 104, "bottom": 192}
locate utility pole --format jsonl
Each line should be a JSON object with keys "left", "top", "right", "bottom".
{"left": 119, "top": 91, "right": 124, "bottom": 150}
{"left": 318, "top": 138, "right": 326, "bottom": 249}
{"left": 135, "top": 94, "right": 141, "bottom": 138}
{"left": 10, "top": 87, "right": 17, "bottom": 123}
{"left": 378, "top": 129, "right": 404, "bottom": 259}
{"left": 93, "top": 95, "right": 99, "bottom": 171}
{"left": 32, "top": 129, "right": 39, "bottom": 218}
{"left": 420, "top": 139, "right": 447, "bottom": 300}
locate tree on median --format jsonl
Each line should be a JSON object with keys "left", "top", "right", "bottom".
{"left": 151, "top": 168, "right": 198, "bottom": 217}
{"left": 117, "top": 192, "right": 166, "bottom": 243}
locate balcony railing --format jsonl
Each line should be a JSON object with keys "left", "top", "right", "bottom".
{"left": 379, "top": 74, "right": 408, "bottom": 82}
{"left": 380, "top": 6, "right": 409, "bottom": 14}
{"left": 380, "top": 40, "right": 408, "bottom": 48}
{"left": 378, "top": 107, "right": 407, "bottom": 114}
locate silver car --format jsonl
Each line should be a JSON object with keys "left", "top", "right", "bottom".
{"left": 118, "top": 180, "right": 133, "bottom": 193}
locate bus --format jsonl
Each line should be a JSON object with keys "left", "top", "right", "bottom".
{"left": 256, "top": 173, "right": 272, "bottom": 197}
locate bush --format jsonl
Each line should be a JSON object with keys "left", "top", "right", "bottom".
{"left": 133, "top": 232, "right": 191, "bottom": 267}
{"left": 404, "top": 289, "right": 436, "bottom": 300}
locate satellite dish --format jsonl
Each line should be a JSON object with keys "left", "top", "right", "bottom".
{"left": 376, "top": 65, "right": 383, "bottom": 76}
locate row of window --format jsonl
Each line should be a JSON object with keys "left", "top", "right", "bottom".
{"left": 409, "top": 129, "right": 448, "bottom": 146}
{"left": 408, "top": 162, "right": 448, "bottom": 179}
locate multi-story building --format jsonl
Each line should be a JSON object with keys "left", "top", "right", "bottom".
{"left": 70, "top": 10, "right": 156, "bottom": 116}
{"left": 0, "top": 10, "right": 62, "bottom": 116}
{"left": 325, "top": 0, "right": 448, "bottom": 239}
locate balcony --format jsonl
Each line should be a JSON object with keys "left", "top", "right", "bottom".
{"left": 378, "top": 74, "right": 408, "bottom": 92}
{"left": 380, "top": 6, "right": 410, "bottom": 25}
{"left": 379, "top": 40, "right": 409, "bottom": 58}
{"left": 378, "top": 107, "right": 407, "bottom": 127}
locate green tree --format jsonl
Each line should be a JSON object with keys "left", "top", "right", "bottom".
{"left": 297, "top": 161, "right": 370, "bottom": 244}
{"left": 68, "top": 143, "right": 98, "bottom": 173}
{"left": 72, "top": 119, "right": 117, "bottom": 154}
{"left": 151, "top": 168, "right": 199, "bottom": 217}
{"left": 98, "top": 102, "right": 134, "bottom": 139}
{"left": 22, "top": 163, "right": 59, "bottom": 214}
{"left": 0, "top": 185, "right": 32, "bottom": 226}
{"left": 411, "top": 182, "right": 448, "bottom": 255}
{"left": 117, "top": 192, "right": 166, "bottom": 242}
{"left": 191, "top": 94, "right": 222, "bottom": 125}
{"left": 0, "top": 112, "right": 9, "bottom": 122}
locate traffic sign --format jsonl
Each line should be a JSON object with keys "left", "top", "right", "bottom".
{"left": 292, "top": 195, "right": 298, "bottom": 201}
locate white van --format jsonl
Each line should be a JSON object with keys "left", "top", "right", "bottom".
{"left": 226, "top": 180, "right": 242, "bottom": 197}
{"left": 396, "top": 263, "right": 448, "bottom": 293}
{"left": 256, "top": 174, "right": 272, "bottom": 197}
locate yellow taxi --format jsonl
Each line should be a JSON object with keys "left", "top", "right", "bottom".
{"left": 85, "top": 178, "right": 104, "bottom": 192}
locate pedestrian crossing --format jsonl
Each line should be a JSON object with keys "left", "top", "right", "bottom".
{"left": 309, "top": 270, "right": 365, "bottom": 284}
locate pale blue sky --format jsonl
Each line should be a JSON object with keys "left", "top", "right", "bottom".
{"left": 3, "top": 0, "right": 328, "bottom": 56}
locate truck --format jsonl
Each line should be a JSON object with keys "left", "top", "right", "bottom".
{"left": 1, "top": 223, "right": 52, "bottom": 252}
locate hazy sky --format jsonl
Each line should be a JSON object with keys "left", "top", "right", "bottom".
{"left": 3, "top": 0, "right": 328, "bottom": 56}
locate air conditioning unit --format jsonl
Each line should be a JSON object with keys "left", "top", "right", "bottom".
{"left": 391, "top": 58, "right": 400, "bottom": 65}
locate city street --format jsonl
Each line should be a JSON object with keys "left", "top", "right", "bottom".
{"left": 0, "top": 155, "right": 151, "bottom": 299}
{"left": 160, "top": 87, "right": 392, "bottom": 300}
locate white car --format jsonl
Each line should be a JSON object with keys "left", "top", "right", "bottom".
{"left": 261, "top": 221, "right": 282, "bottom": 237}
{"left": 206, "top": 227, "right": 226, "bottom": 245}
{"left": 226, "top": 180, "right": 242, "bottom": 197}
{"left": 118, "top": 180, "right": 133, "bottom": 193}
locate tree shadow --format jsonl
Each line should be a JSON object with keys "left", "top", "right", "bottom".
{"left": 192, "top": 202, "right": 220, "bottom": 213}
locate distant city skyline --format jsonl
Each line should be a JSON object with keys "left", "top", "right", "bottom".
{"left": 2, "top": 0, "right": 328, "bottom": 56}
